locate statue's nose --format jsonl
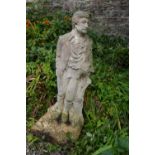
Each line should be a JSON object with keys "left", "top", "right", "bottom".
{"left": 85, "top": 23, "right": 88, "bottom": 28}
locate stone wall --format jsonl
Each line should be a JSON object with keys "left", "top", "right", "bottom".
{"left": 29, "top": 0, "right": 129, "bottom": 38}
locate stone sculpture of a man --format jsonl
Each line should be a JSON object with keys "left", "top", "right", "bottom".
{"left": 49, "top": 10, "right": 94, "bottom": 127}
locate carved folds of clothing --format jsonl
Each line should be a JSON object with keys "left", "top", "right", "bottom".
{"left": 56, "top": 29, "right": 94, "bottom": 116}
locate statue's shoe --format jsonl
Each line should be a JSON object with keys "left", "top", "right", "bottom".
{"left": 48, "top": 105, "right": 62, "bottom": 120}
{"left": 69, "top": 109, "right": 84, "bottom": 127}
{"left": 61, "top": 112, "right": 68, "bottom": 123}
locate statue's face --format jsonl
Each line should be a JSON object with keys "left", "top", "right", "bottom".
{"left": 75, "top": 18, "right": 89, "bottom": 34}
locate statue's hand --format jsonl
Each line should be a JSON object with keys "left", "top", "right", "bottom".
{"left": 79, "top": 69, "right": 89, "bottom": 77}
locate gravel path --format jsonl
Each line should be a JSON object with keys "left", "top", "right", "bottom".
{"left": 26, "top": 142, "right": 66, "bottom": 155}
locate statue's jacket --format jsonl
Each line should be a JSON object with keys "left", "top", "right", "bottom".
{"left": 56, "top": 29, "right": 94, "bottom": 80}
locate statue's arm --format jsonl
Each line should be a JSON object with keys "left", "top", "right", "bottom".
{"left": 56, "top": 37, "right": 63, "bottom": 77}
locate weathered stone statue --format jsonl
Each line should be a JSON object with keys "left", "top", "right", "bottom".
{"left": 49, "top": 10, "right": 94, "bottom": 126}
{"left": 32, "top": 11, "right": 94, "bottom": 144}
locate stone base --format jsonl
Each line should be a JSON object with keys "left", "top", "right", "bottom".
{"left": 31, "top": 109, "right": 82, "bottom": 144}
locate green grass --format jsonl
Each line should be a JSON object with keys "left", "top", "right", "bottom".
{"left": 26, "top": 4, "right": 129, "bottom": 155}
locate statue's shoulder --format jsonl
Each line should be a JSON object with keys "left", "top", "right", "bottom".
{"left": 58, "top": 32, "right": 72, "bottom": 43}
{"left": 86, "top": 35, "right": 93, "bottom": 46}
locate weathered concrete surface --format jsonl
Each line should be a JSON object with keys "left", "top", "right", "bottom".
{"left": 31, "top": 108, "right": 82, "bottom": 144}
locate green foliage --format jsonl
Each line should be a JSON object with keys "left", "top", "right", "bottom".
{"left": 88, "top": 31, "right": 129, "bottom": 70}
{"left": 26, "top": 4, "right": 129, "bottom": 155}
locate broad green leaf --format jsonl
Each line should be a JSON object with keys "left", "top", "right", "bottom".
{"left": 92, "top": 145, "right": 113, "bottom": 155}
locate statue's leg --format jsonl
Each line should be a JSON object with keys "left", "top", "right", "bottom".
{"left": 49, "top": 72, "right": 69, "bottom": 120}
{"left": 70, "top": 76, "right": 91, "bottom": 127}
{"left": 56, "top": 75, "right": 64, "bottom": 110}
{"left": 69, "top": 97, "right": 84, "bottom": 127}
{"left": 53, "top": 74, "right": 67, "bottom": 111}
{"left": 61, "top": 78, "right": 78, "bottom": 123}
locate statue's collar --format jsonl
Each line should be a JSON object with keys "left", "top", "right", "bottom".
{"left": 68, "top": 29, "right": 88, "bottom": 43}
{"left": 68, "top": 30, "right": 75, "bottom": 41}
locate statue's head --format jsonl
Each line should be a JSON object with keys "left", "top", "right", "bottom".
{"left": 72, "top": 10, "right": 90, "bottom": 34}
